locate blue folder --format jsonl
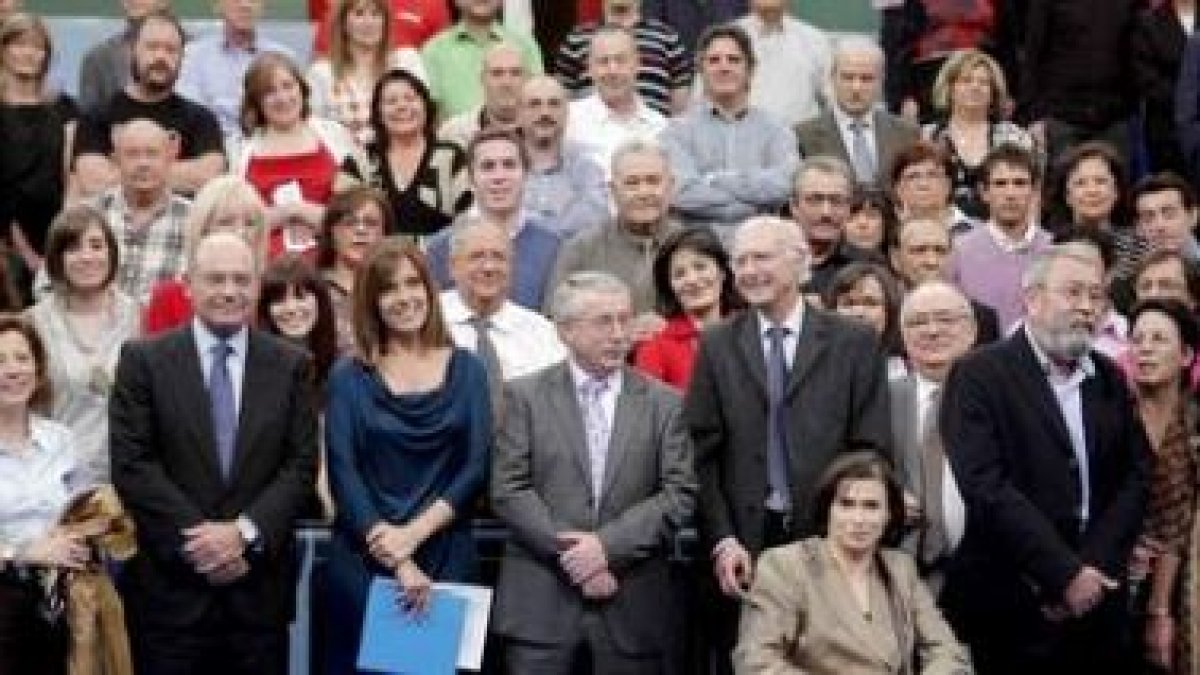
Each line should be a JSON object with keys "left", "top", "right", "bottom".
{"left": 357, "top": 576, "right": 468, "bottom": 675}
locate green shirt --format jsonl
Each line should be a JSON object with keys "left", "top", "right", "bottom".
{"left": 421, "top": 22, "right": 544, "bottom": 119}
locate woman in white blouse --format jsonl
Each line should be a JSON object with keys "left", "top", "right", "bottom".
{"left": 27, "top": 205, "right": 138, "bottom": 485}
{"left": 0, "top": 313, "right": 90, "bottom": 675}
{"left": 307, "top": 0, "right": 426, "bottom": 146}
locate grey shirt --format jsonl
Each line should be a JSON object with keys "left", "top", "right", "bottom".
{"left": 78, "top": 30, "right": 132, "bottom": 113}
{"left": 661, "top": 103, "right": 799, "bottom": 229}
{"left": 522, "top": 141, "right": 610, "bottom": 239}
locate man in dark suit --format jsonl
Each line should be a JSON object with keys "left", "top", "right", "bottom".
{"left": 940, "top": 242, "right": 1150, "bottom": 673}
{"left": 491, "top": 270, "right": 696, "bottom": 674}
{"left": 794, "top": 35, "right": 919, "bottom": 189}
{"left": 111, "top": 232, "right": 318, "bottom": 675}
{"left": 890, "top": 281, "right": 976, "bottom": 596}
{"left": 685, "top": 215, "right": 891, "bottom": 671}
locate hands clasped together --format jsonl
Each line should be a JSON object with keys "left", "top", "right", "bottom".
{"left": 558, "top": 531, "right": 617, "bottom": 600}
{"left": 182, "top": 521, "right": 249, "bottom": 586}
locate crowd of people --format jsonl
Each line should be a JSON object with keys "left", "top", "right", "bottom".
{"left": 2, "top": 0, "right": 1200, "bottom": 673}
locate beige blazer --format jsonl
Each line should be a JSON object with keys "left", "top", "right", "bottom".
{"left": 734, "top": 538, "right": 972, "bottom": 675}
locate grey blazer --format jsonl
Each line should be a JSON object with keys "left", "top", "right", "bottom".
{"left": 794, "top": 109, "right": 921, "bottom": 187}
{"left": 490, "top": 363, "right": 697, "bottom": 655}
{"left": 686, "top": 307, "right": 892, "bottom": 555}
{"left": 889, "top": 375, "right": 924, "bottom": 497}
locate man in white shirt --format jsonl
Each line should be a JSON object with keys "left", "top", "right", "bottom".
{"left": 735, "top": 0, "right": 830, "bottom": 126}
{"left": 890, "top": 280, "right": 975, "bottom": 595}
{"left": 564, "top": 25, "right": 667, "bottom": 179}
{"left": 440, "top": 217, "right": 566, "bottom": 400}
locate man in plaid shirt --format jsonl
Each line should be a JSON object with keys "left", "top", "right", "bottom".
{"left": 91, "top": 119, "right": 190, "bottom": 306}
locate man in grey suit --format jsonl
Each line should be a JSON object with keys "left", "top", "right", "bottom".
{"left": 890, "top": 281, "right": 976, "bottom": 595}
{"left": 685, "top": 215, "right": 891, "bottom": 672}
{"left": 794, "top": 35, "right": 920, "bottom": 189}
{"left": 491, "top": 270, "right": 697, "bottom": 674}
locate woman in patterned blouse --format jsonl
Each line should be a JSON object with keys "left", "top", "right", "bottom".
{"left": 1129, "top": 299, "right": 1200, "bottom": 673}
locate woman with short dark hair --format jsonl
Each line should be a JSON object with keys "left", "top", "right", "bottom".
{"left": 735, "top": 450, "right": 971, "bottom": 674}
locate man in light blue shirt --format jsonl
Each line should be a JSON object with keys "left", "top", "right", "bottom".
{"left": 661, "top": 24, "right": 797, "bottom": 231}
{"left": 177, "top": 0, "right": 294, "bottom": 136}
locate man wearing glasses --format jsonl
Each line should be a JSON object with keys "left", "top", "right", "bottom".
{"left": 940, "top": 242, "right": 1149, "bottom": 673}
{"left": 789, "top": 156, "right": 882, "bottom": 297}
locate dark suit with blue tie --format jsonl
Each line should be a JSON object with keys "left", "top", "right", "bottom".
{"left": 110, "top": 324, "right": 317, "bottom": 675}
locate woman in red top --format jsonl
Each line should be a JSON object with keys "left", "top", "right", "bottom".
{"left": 142, "top": 175, "right": 270, "bottom": 334}
{"left": 634, "top": 227, "right": 745, "bottom": 390}
{"left": 233, "top": 52, "right": 365, "bottom": 266}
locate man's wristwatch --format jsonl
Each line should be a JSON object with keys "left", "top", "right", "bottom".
{"left": 235, "top": 516, "right": 262, "bottom": 552}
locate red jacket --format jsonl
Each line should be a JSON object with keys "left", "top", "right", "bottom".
{"left": 309, "top": 0, "right": 450, "bottom": 53}
{"left": 633, "top": 315, "right": 701, "bottom": 391}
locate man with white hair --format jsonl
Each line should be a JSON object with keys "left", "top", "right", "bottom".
{"left": 890, "top": 281, "right": 975, "bottom": 595}
{"left": 685, "top": 214, "right": 891, "bottom": 672}
{"left": 794, "top": 35, "right": 919, "bottom": 188}
{"left": 491, "top": 270, "right": 696, "bottom": 674}
{"left": 940, "top": 243, "right": 1149, "bottom": 673}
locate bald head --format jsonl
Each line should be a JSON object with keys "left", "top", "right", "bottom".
{"left": 188, "top": 231, "right": 259, "bottom": 334}
{"left": 519, "top": 75, "right": 569, "bottom": 144}
{"left": 113, "top": 118, "right": 176, "bottom": 197}
{"left": 481, "top": 44, "right": 527, "bottom": 119}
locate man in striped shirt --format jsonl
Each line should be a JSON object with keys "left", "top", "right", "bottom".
{"left": 553, "top": 0, "right": 693, "bottom": 116}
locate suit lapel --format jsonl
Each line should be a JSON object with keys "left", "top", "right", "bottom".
{"left": 599, "top": 369, "right": 644, "bottom": 501}
{"left": 822, "top": 114, "right": 852, "bottom": 165}
{"left": 733, "top": 313, "right": 769, "bottom": 402}
{"left": 170, "top": 329, "right": 223, "bottom": 487}
{"left": 872, "top": 111, "right": 890, "bottom": 179}
{"left": 547, "top": 363, "right": 594, "bottom": 488}
{"left": 809, "top": 545, "right": 899, "bottom": 669}
{"left": 1011, "top": 331, "right": 1075, "bottom": 455}
{"left": 784, "top": 307, "right": 826, "bottom": 399}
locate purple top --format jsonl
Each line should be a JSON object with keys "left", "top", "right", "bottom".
{"left": 948, "top": 224, "right": 1053, "bottom": 331}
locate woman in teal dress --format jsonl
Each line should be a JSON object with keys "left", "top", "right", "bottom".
{"left": 323, "top": 238, "right": 490, "bottom": 674}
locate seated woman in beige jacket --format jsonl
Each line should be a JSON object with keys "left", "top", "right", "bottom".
{"left": 734, "top": 450, "right": 972, "bottom": 675}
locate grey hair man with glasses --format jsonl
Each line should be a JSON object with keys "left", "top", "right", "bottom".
{"left": 939, "top": 242, "right": 1149, "bottom": 673}
{"left": 890, "top": 281, "right": 976, "bottom": 596}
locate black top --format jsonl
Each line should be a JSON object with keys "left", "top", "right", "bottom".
{"left": 0, "top": 93, "right": 78, "bottom": 253}
{"left": 73, "top": 90, "right": 224, "bottom": 161}
{"left": 348, "top": 139, "right": 472, "bottom": 237}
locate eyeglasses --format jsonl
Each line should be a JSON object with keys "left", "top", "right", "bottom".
{"left": 901, "top": 312, "right": 969, "bottom": 330}
{"left": 799, "top": 192, "right": 850, "bottom": 208}
{"left": 1044, "top": 283, "right": 1107, "bottom": 306}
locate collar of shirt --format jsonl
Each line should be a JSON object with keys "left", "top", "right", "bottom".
{"left": 705, "top": 101, "right": 750, "bottom": 122}
{"left": 441, "top": 289, "right": 518, "bottom": 335}
{"left": 914, "top": 372, "right": 941, "bottom": 402}
{"left": 748, "top": 13, "right": 791, "bottom": 36}
{"left": 568, "top": 359, "right": 623, "bottom": 396}
{"left": 755, "top": 299, "right": 805, "bottom": 338}
{"left": 110, "top": 187, "right": 171, "bottom": 226}
{"left": 451, "top": 21, "right": 503, "bottom": 44}
{"left": 222, "top": 27, "right": 259, "bottom": 53}
{"left": 832, "top": 103, "right": 873, "bottom": 134}
{"left": 191, "top": 317, "right": 249, "bottom": 364}
{"left": 0, "top": 416, "right": 67, "bottom": 461}
{"left": 1025, "top": 324, "right": 1095, "bottom": 384}
{"left": 586, "top": 92, "right": 659, "bottom": 126}
{"left": 985, "top": 221, "right": 1041, "bottom": 254}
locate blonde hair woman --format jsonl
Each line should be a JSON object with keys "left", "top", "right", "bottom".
{"left": 922, "top": 49, "right": 1035, "bottom": 219}
{"left": 141, "top": 174, "right": 269, "bottom": 334}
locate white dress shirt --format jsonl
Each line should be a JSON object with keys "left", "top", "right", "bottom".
{"left": 914, "top": 374, "right": 966, "bottom": 551}
{"left": 440, "top": 290, "right": 567, "bottom": 380}
{"left": 755, "top": 300, "right": 805, "bottom": 368}
{"left": 736, "top": 13, "right": 831, "bottom": 126}
{"left": 1026, "top": 326, "right": 1096, "bottom": 527}
{"left": 565, "top": 93, "right": 668, "bottom": 178}
{"left": 192, "top": 319, "right": 249, "bottom": 413}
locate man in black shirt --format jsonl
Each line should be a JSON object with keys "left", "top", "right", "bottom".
{"left": 73, "top": 10, "right": 225, "bottom": 198}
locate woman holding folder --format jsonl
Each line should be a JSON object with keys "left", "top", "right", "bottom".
{"left": 323, "top": 240, "right": 491, "bottom": 674}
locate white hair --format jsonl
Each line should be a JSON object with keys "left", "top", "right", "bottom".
{"left": 549, "top": 271, "right": 630, "bottom": 323}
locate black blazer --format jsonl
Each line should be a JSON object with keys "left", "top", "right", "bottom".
{"left": 685, "top": 307, "right": 892, "bottom": 555}
{"left": 939, "top": 329, "right": 1148, "bottom": 622}
{"left": 110, "top": 326, "right": 318, "bottom": 628}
